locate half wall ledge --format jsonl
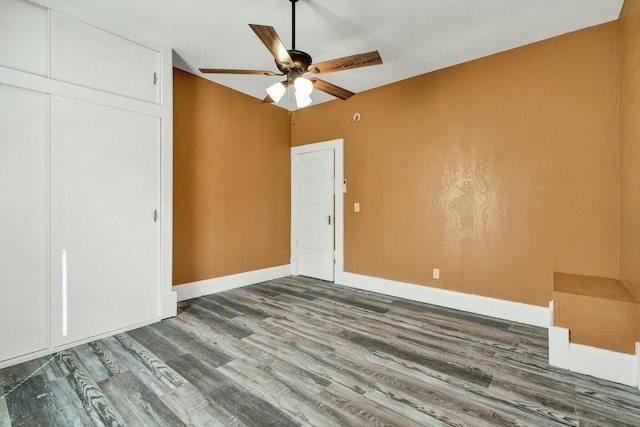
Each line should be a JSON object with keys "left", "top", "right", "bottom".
{"left": 552, "top": 272, "right": 640, "bottom": 354}
{"left": 548, "top": 272, "right": 640, "bottom": 389}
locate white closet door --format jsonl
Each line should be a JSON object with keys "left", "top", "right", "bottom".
{"left": 0, "top": 0, "right": 48, "bottom": 76}
{"left": 51, "top": 12, "right": 160, "bottom": 103}
{"left": 0, "top": 84, "right": 48, "bottom": 362}
{"left": 51, "top": 96, "right": 160, "bottom": 347}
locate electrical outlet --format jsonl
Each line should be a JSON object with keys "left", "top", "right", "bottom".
{"left": 433, "top": 268, "right": 440, "bottom": 280}
{"left": 354, "top": 202, "right": 360, "bottom": 212}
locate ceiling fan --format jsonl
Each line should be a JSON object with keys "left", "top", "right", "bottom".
{"left": 199, "top": 0, "right": 383, "bottom": 108}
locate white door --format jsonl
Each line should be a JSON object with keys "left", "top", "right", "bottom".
{"left": 0, "top": 84, "right": 48, "bottom": 362}
{"left": 0, "top": 0, "right": 48, "bottom": 76}
{"left": 296, "top": 149, "right": 335, "bottom": 281}
{"left": 50, "top": 96, "right": 160, "bottom": 347}
{"left": 51, "top": 12, "right": 160, "bottom": 103}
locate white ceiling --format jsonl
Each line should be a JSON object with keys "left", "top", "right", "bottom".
{"left": 58, "top": 0, "right": 623, "bottom": 110}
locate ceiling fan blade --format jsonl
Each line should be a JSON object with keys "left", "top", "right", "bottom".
{"left": 309, "top": 78, "right": 355, "bottom": 100}
{"left": 199, "top": 68, "right": 280, "bottom": 76}
{"left": 249, "top": 24, "right": 294, "bottom": 67}
{"left": 309, "top": 50, "right": 382, "bottom": 74}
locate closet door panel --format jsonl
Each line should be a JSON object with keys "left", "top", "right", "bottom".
{"left": 51, "top": 12, "right": 160, "bottom": 103}
{"left": 0, "top": 0, "right": 47, "bottom": 76}
{"left": 51, "top": 96, "right": 160, "bottom": 347}
{"left": 0, "top": 84, "right": 48, "bottom": 362}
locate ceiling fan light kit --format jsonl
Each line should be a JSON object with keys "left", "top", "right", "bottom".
{"left": 199, "top": 0, "right": 382, "bottom": 109}
{"left": 266, "top": 81, "right": 287, "bottom": 103}
{"left": 295, "top": 91, "right": 312, "bottom": 108}
{"left": 294, "top": 77, "right": 313, "bottom": 96}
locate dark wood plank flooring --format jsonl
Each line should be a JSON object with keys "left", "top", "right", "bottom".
{"left": 2, "top": 276, "right": 640, "bottom": 426}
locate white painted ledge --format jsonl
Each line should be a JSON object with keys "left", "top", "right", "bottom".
{"left": 548, "top": 325, "right": 639, "bottom": 388}
{"left": 173, "top": 265, "right": 292, "bottom": 302}
{"left": 341, "top": 272, "right": 550, "bottom": 327}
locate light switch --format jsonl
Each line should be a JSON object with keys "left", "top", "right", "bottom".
{"left": 354, "top": 202, "right": 360, "bottom": 212}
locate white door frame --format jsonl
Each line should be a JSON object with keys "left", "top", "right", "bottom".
{"left": 291, "top": 139, "right": 344, "bottom": 284}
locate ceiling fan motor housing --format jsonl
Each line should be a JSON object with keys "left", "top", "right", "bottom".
{"left": 277, "top": 49, "right": 312, "bottom": 76}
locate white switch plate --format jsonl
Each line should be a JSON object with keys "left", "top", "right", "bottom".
{"left": 354, "top": 202, "right": 360, "bottom": 212}
{"left": 433, "top": 268, "right": 440, "bottom": 279}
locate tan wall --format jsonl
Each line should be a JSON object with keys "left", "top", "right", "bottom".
{"left": 620, "top": 0, "right": 640, "bottom": 300}
{"left": 173, "top": 69, "right": 291, "bottom": 285}
{"left": 292, "top": 24, "right": 620, "bottom": 307}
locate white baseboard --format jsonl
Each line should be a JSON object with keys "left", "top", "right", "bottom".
{"left": 0, "top": 316, "right": 160, "bottom": 370}
{"left": 173, "top": 265, "right": 292, "bottom": 302}
{"left": 162, "top": 291, "right": 178, "bottom": 318}
{"left": 548, "top": 326, "right": 570, "bottom": 368}
{"left": 341, "top": 272, "right": 550, "bottom": 327}
{"left": 637, "top": 343, "right": 640, "bottom": 389}
{"left": 548, "top": 325, "right": 639, "bottom": 388}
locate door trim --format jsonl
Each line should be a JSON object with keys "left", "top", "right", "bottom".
{"left": 291, "top": 139, "right": 344, "bottom": 284}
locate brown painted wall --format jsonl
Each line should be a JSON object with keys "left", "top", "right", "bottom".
{"left": 620, "top": 0, "right": 640, "bottom": 301}
{"left": 173, "top": 69, "right": 291, "bottom": 285}
{"left": 291, "top": 24, "right": 620, "bottom": 307}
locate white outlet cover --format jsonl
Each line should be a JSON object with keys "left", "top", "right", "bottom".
{"left": 433, "top": 268, "right": 440, "bottom": 279}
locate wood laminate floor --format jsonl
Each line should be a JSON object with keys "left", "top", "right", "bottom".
{"left": 1, "top": 276, "right": 639, "bottom": 426}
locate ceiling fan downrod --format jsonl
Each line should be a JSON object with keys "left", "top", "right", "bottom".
{"left": 291, "top": 0, "right": 298, "bottom": 49}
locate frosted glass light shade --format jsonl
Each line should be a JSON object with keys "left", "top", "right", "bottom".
{"left": 294, "top": 77, "right": 313, "bottom": 96}
{"left": 295, "top": 91, "right": 312, "bottom": 108}
{"left": 266, "top": 82, "right": 286, "bottom": 103}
